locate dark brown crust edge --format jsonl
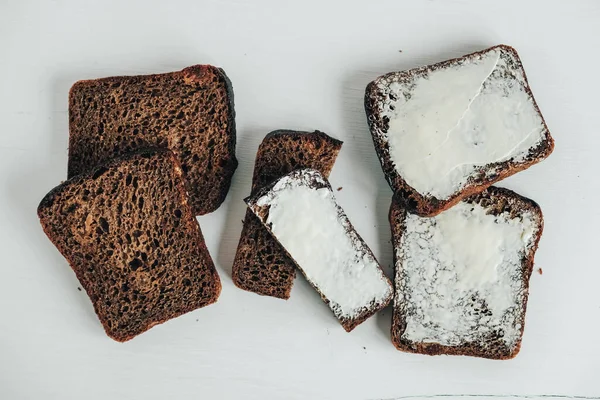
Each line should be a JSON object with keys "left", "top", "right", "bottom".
{"left": 67, "top": 65, "right": 238, "bottom": 216}
{"left": 245, "top": 169, "right": 393, "bottom": 331}
{"left": 38, "top": 147, "right": 221, "bottom": 342}
{"left": 232, "top": 130, "right": 343, "bottom": 300}
{"left": 389, "top": 186, "right": 544, "bottom": 359}
{"left": 365, "top": 44, "right": 555, "bottom": 217}
{"left": 210, "top": 66, "right": 238, "bottom": 213}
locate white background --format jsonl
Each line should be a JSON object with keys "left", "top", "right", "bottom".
{"left": 1, "top": 0, "right": 599, "bottom": 399}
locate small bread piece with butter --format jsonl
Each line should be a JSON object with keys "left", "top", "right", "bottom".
{"left": 389, "top": 186, "right": 544, "bottom": 359}
{"left": 246, "top": 169, "right": 393, "bottom": 331}
{"left": 232, "top": 130, "right": 343, "bottom": 299}
{"left": 365, "top": 45, "right": 554, "bottom": 216}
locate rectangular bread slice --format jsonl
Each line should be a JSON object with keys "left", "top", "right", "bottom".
{"left": 38, "top": 148, "right": 221, "bottom": 342}
{"left": 68, "top": 65, "right": 237, "bottom": 216}
{"left": 389, "top": 186, "right": 544, "bottom": 359}
{"left": 365, "top": 44, "right": 554, "bottom": 216}
{"left": 246, "top": 169, "right": 393, "bottom": 331}
{"left": 232, "top": 130, "right": 343, "bottom": 299}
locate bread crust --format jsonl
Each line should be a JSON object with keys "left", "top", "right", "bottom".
{"left": 389, "top": 186, "right": 544, "bottom": 359}
{"left": 365, "top": 45, "right": 554, "bottom": 216}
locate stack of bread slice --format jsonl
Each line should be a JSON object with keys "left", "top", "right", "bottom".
{"left": 232, "top": 130, "right": 344, "bottom": 299}
{"left": 38, "top": 66, "right": 237, "bottom": 341}
{"left": 365, "top": 45, "right": 554, "bottom": 358}
{"left": 233, "top": 130, "right": 394, "bottom": 331}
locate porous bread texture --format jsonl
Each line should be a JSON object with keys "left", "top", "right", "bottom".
{"left": 38, "top": 148, "right": 221, "bottom": 342}
{"left": 232, "top": 130, "right": 343, "bottom": 299}
{"left": 389, "top": 186, "right": 543, "bottom": 359}
{"left": 365, "top": 45, "right": 554, "bottom": 216}
{"left": 68, "top": 65, "right": 237, "bottom": 216}
{"left": 246, "top": 169, "right": 393, "bottom": 331}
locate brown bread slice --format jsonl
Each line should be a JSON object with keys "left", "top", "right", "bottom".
{"left": 68, "top": 65, "right": 237, "bottom": 216}
{"left": 246, "top": 169, "right": 393, "bottom": 331}
{"left": 232, "top": 130, "right": 343, "bottom": 299}
{"left": 38, "top": 148, "right": 221, "bottom": 342}
{"left": 365, "top": 45, "right": 554, "bottom": 216}
{"left": 389, "top": 186, "right": 544, "bottom": 359}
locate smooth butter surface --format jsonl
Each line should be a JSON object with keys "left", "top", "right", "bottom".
{"left": 396, "top": 201, "right": 537, "bottom": 348}
{"left": 252, "top": 169, "right": 392, "bottom": 321}
{"left": 380, "top": 47, "right": 545, "bottom": 199}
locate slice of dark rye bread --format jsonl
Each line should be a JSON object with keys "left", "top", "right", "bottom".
{"left": 232, "top": 130, "right": 343, "bottom": 299}
{"left": 38, "top": 148, "right": 221, "bottom": 342}
{"left": 68, "top": 65, "right": 237, "bottom": 216}
{"left": 389, "top": 186, "right": 544, "bottom": 359}
{"left": 365, "top": 45, "right": 554, "bottom": 217}
{"left": 246, "top": 169, "right": 393, "bottom": 331}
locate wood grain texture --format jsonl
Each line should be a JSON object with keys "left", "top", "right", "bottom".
{"left": 1, "top": 0, "right": 599, "bottom": 399}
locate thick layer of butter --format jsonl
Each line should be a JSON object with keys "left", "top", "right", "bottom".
{"left": 381, "top": 48, "right": 545, "bottom": 199}
{"left": 397, "top": 202, "right": 537, "bottom": 348}
{"left": 253, "top": 170, "right": 392, "bottom": 320}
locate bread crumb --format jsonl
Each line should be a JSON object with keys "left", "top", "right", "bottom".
{"left": 538, "top": 268, "right": 543, "bottom": 275}
{"left": 337, "top": 187, "right": 343, "bottom": 191}
{"left": 77, "top": 287, "right": 82, "bottom": 291}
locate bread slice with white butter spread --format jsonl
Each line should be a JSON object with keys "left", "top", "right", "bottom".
{"left": 365, "top": 45, "right": 554, "bottom": 216}
{"left": 246, "top": 168, "right": 393, "bottom": 331}
{"left": 389, "top": 186, "right": 544, "bottom": 359}
{"left": 232, "top": 130, "right": 343, "bottom": 299}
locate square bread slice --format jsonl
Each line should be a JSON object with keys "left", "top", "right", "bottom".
{"left": 246, "top": 169, "right": 393, "bottom": 331}
{"left": 389, "top": 186, "right": 544, "bottom": 359}
{"left": 38, "top": 148, "right": 221, "bottom": 342}
{"left": 68, "top": 65, "right": 237, "bottom": 216}
{"left": 365, "top": 45, "right": 554, "bottom": 216}
{"left": 232, "top": 130, "right": 343, "bottom": 299}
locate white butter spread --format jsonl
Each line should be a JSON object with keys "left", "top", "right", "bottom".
{"left": 251, "top": 169, "right": 392, "bottom": 321}
{"left": 396, "top": 201, "right": 538, "bottom": 348}
{"left": 379, "top": 47, "right": 546, "bottom": 199}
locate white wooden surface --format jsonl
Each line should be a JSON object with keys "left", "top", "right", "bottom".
{"left": 1, "top": 1, "right": 599, "bottom": 399}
